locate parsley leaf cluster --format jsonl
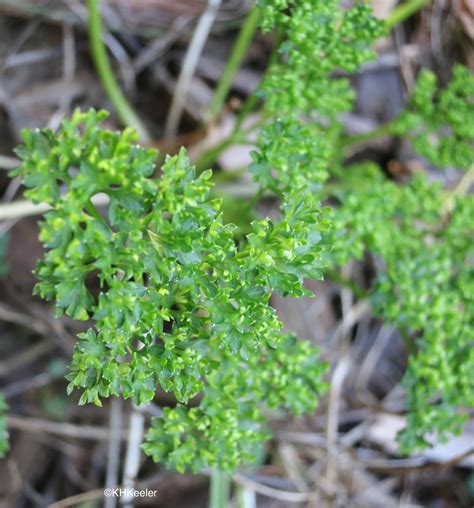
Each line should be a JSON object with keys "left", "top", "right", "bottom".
{"left": 394, "top": 65, "right": 474, "bottom": 170}
{"left": 13, "top": 109, "right": 328, "bottom": 470}
{"left": 326, "top": 166, "right": 473, "bottom": 450}
{"left": 252, "top": 0, "right": 384, "bottom": 194}
{"left": 254, "top": 1, "right": 473, "bottom": 452}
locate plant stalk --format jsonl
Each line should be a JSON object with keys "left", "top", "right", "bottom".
{"left": 341, "top": 119, "right": 398, "bottom": 149}
{"left": 325, "top": 269, "right": 368, "bottom": 300}
{"left": 87, "top": 0, "right": 151, "bottom": 142}
{"left": 194, "top": 133, "right": 242, "bottom": 174}
{"left": 194, "top": 18, "right": 286, "bottom": 173}
{"left": 385, "top": 0, "right": 431, "bottom": 29}
{"left": 122, "top": 405, "right": 146, "bottom": 508}
{"left": 209, "top": 469, "right": 230, "bottom": 508}
{"left": 194, "top": 118, "right": 260, "bottom": 174}
{"left": 104, "top": 397, "right": 123, "bottom": 508}
{"left": 441, "top": 164, "right": 474, "bottom": 216}
{"left": 245, "top": 186, "right": 264, "bottom": 212}
{"left": 208, "top": 6, "right": 260, "bottom": 119}
{"left": 236, "top": 484, "right": 257, "bottom": 508}
{"left": 164, "top": 0, "right": 222, "bottom": 137}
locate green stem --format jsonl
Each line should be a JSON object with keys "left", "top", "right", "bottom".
{"left": 340, "top": 119, "right": 398, "bottom": 149}
{"left": 235, "top": 24, "right": 283, "bottom": 130}
{"left": 194, "top": 133, "right": 242, "bottom": 174}
{"left": 245, "top": 186, "right": 265, "bottom": 212}
{"left": 208, "top": 7, "right": 261, "bottom": 119}
{"left": 87, "top": 0, "right": 151, "bottom": 142}
{"left": 212, "top": 166, "right": 248, "bottom": 184}
{"left": 234, "top": 93, "right": 260, "bottom": 135}
{"left": 399, "top": 326, "right": 417, "bottom": 355}
{"left": 194, "top": 122, "right": 259, "bottom": 174}
{"left": 441, "top": 164, "right": 474, "bottom": 216}
{"left": 197, "top": 20, "right": 283, "bottom": 173}
{"left": 385, "top": 0, "right": 431, "bottom": 29}
{"left": 233, "top": 25, "right": 282, "bottom": 134}
{"left": 325, "top": 268, "right": 368, "bottom": 300}
{"left": 209, "top": 470, "right": 230, "bottom": 508}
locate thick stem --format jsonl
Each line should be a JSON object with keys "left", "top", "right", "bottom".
{"left": 209, "top": 469, "right": 230, "bottom": 508}
{"left": 208, "top": 7, "right": 260, "bottom": 119}
{"left": 385, "top": 0, "right": 431, "bottom": 29}
{"left": 87, "top": 0, "right": 151, "bottom": 142}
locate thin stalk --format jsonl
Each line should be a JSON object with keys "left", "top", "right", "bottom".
{"left": 385, "top": 0, "right": 431, "bottom": 29}
{"left": 87, "top": 0, "right": 151, "bottom": 142}
{"left": 122, "top": 405, "right": 146, "bottom": 508}
{"left": 194, "top": 120, "right": 259, "bottom": 173}
{"left": 104, "top": 397, "right": 123, "bottom": 508}
{"left": 233, "top": 92, "right": 259, "bottom": 134}
{"left": 194, "top": 133, "right": 243, "bottom": 174}
{"left": 209, "top": 469, "right": 230, "bottom": 508}
{"left": 236, "top": 484, "right": 257, "bottom": 508}
{"left": 324, "top": 268, "right": 368, "bottom": 301}
{"left": 245, "top": 186, "right": 264, "bottom": 212}
{"left": 233, "top": 25, "right": 282, "bottom": 134}
{"left": 195, "top": 22, "right": 283, "bottom": 173}
{"left": 399, "top": 326, "right": 417, "bottom": 355}
{"left": 164, "top": 0, "right": 222, "bottom": 137}
{"left": 441, "top": 164, "right": 474, "bottom": 216}
{"left": 340, "top": 119, "right": 398, "bottom": 149}
{"left": 212, "top": 166, "right": 248, "bottom": 184}
{"left": 198, "top": 22, "right": 282, "bottom": 171}
{"left": 208, "top": 6, "right": 260, "bottom": 119}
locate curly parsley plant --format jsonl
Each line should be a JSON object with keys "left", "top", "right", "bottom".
{"left": 12, "top": 109, "right": 328, "bottom": 472}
